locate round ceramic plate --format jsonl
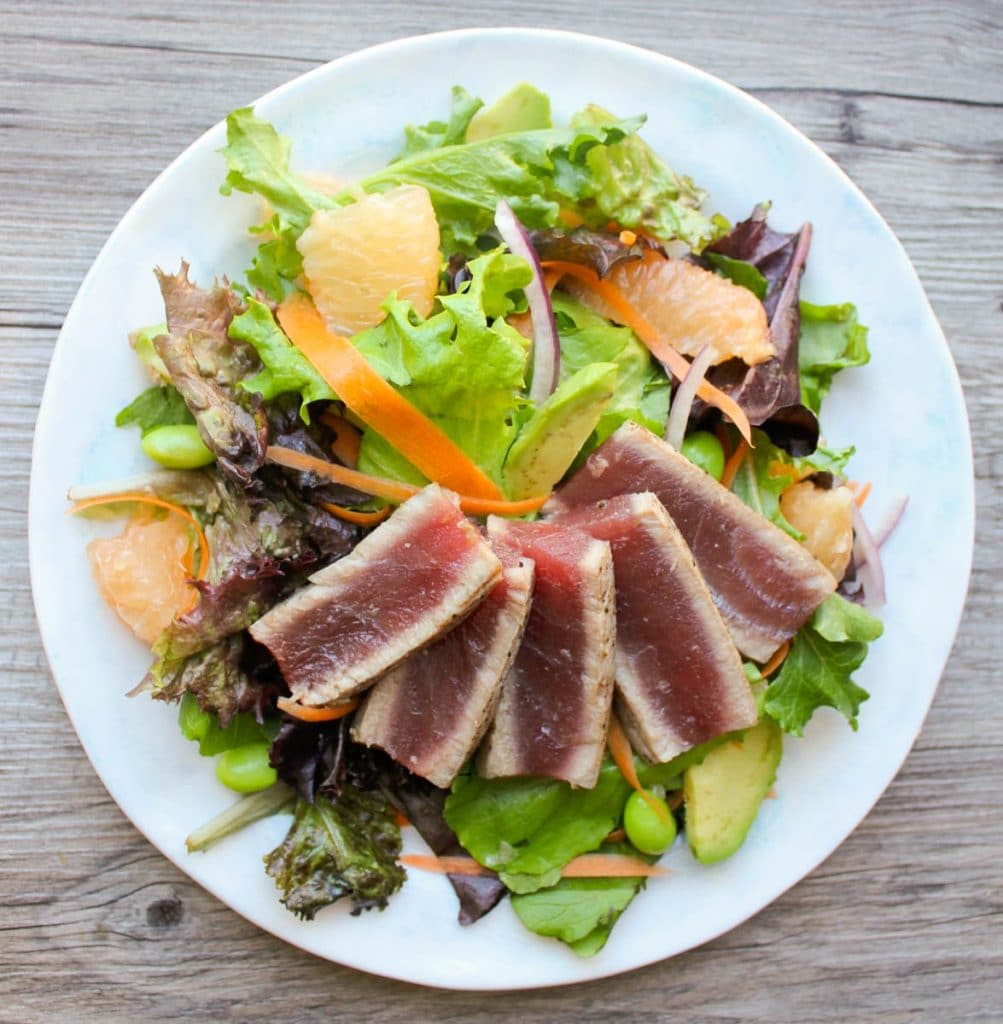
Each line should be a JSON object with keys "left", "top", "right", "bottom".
{"left": 30, "top": 28, "right": 973, "bottom": 990}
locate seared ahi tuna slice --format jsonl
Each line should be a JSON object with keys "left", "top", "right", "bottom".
{"left": 478, "top": 519, "right": 616, "bottom": 789}
{"left": 551, "top": 493, "right": 757, "bottom": 761}
{"left": 352, "top": 548, "right": 535, "bottom": 787}
{"left": 249, "top": 485, "right": 501, "bottom": 706}
{"left": 546, "top": 421, "right": 837, "bottom": 662}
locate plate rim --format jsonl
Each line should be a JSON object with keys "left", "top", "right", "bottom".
{"left": 28, "top": 26, "right": 975, "bottom": 990}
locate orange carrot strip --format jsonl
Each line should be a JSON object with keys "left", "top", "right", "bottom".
{"left": 560, "top": 854, "right": 670, "bottom": 879}
{"left": 854, "top": 481, "right": 873, "bottom": 507}
{"left": 400, "top": 855, "right": 495, "bottom": 877}
{"left": 543, "top": 261, "right": 753, "bottom": 444}
{"left": 557, "top": 208, "right": 585, "bottom": 228}
{"left": 319, "top": 410, "right": 362, "bottom": 468}
{"left": 619, "top": 229, "right": 637, "bottom": 246}
{"left": 276, "top": 696, "right": 359, "bottom": 722}
{"left": 720, "top": 438, "right": 750, "bottom": 489}
{"left": 266, "top": 445, "right": 549, "bottom": 517}
{"left": 395, "top": 811, "right": 411, "bottom": 828}
{"left": 605, "top": 828, "right": 627, "bottom": 843}
{"left": 277, "top": 293, "right": 502, "bottom": 499}
{"left": 319, "top": 501, "right": 392, "bottom": 528}
{"left": 401, "top": 852, "right": 669, "bottom": 879}
{"left": 607, "top": 715, "right": 672, "bottom": 826}
{"left": 760, "top": 640, "right": 791, "bottom": 679}
{"left": 69, "top": 493, "right": 210, "bottom": 589}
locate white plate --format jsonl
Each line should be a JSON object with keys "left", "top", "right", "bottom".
{"left": 29, "top": 28, "right": 974, "bottom": 989}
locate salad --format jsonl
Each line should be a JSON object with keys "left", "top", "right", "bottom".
{"left": 69, "top": 82, "right": 899, "bottom": 957}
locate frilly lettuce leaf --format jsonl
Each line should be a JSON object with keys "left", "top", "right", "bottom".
{"left": 763, "top": 594, "right": 883, "bottom": 735}
{"left": 799, "top": 301, "right": 871, "bottom": 414}
{"left": 397, "top": 85, "right": 484, "bottom": 159}
{"left": 228, "top": 298, "right": 334, "bottom": 420}
{"left": 264, "top": 788, "right": 405, "bottom": 918}
{"left": 115, "top": 384, "right": 194, "bottom": 435}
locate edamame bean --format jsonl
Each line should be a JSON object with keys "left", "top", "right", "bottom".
{"left": 215, "top": 742, "right": 278, "bottom": 794}
{"left": 623, "top": 789, "right": 677, "bottom": 855}
{"left": 680, "top": 430, "right": 725, "bottom": 481}
{"left": 142, "top": 424, "right": 215, "bottom": 469}
{"left": 178, "top": 691, "right": 212, "bottom": 743}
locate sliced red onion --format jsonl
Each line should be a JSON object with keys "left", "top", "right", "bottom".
{"left": 494, "top": 199, "right": 560, "bottom": 405}
{"left": 873, "top": 493, "right": 909, "bottom": 549}
{"left": 665, "top": 345, "right": 714, "bottom": 450}
{"left": 851, "top": 502, "right": 886, "bottom": 608}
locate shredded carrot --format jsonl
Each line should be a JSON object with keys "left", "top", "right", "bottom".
{"left": 277, "top": 293, "right": 502, "bottom": 499}
{"left": 760, "top": 640, "right": 790, "bottom": 679}
{"left": 400, "top": 855, "right": 495, "bottom": 876}
{"left": 276, "top": 696, "right": 359, "bottom": 722}
{"left": 607, "top": 716, "right": 672, "bottom": 826}
{"left": 605, "top": 828, "right": 627, "bottom": 844}
{"left": 394, "top": 811, "right": 411, "bottom": 828}
{"left": 319, "top": 410, "right": 362, "bottom": 468}
{"left": 561, "top": 854, "right": 669, "bottom": 879}
{"left": 768, "top": 461, "right": 802, "bottom": 485}
{"left": 401, "top": 852, "right": 669, "bottom": 879}
{"left": 853, "top": 481, "right": 872, "bottom": 507}
{"left": 558, "top": 208, "right": 585, "bottom": 228}
{"left": 319, "top": 501, "right": 392, "bottom": 528}
{"left": 619, "top": 229, "right": 637, "bottom": 246}
{"left": 720, "top": 438, "right": 750, "bottom": 489}
{"left": 542, "top": 261, "right": 753, "bottom": 444}
{"left": 69, "top": 493, "right": 210, "bottom": 599}
{"left": 542, "top": 268, "right": 563, "bottom": 292}
{"left": 266, "top": 445, "right": 549, "bottom": 518}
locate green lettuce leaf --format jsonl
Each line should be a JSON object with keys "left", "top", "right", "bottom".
{"left": 705, "top": 252, "right": 768, "bottom": 299}
{"left": 397, "top": 85, "right": 484, "bottom": 159}
{"left": 510, "top": 842, "right": 651, "bottom": 957}
{"left": 730, "top": 429, "right": 856, "bottom": 539}
{"left": 265, "top": 788, "right": 405, "bottom": 919}
{"left": 228, "top": 298, "right": 334, "bottom": 420}
{"left": 763, "top": 594, "right": 883, "bottom": 735}
{"left": 444, "top": 761, "right": 631, "bottom": 893}
{"left": 552, "top": 293, "right": 669, "bottom": 444}
{"left": 115, "top": 384, "right": 194, "bottom": 435}
{"left": 568, "top": 104, "right": 725, "bottom": 251}
{"left": 799, "top": 301, "right": 871, "bottom": 414}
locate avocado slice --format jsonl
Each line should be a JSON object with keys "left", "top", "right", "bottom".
{"left": 683, "top": 717, "right": 782, "bottom": 864}
{"left": 466, "top": 83, "right": 553, "bottom": 141}
{"left": 504, "top": 362, "right": 618, "bottom": 499}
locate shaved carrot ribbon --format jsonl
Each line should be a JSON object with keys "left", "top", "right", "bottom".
{"left": 394, "top": 811, "right": 411, "bottom": 828}
{"left": 277, "top": 293, "right": 502, "bottom": 499}
{"left": 276, "top": 697, "right": 359, "bottom": 722}
{"left": 320, "top": 501, "right": 392, "bottom": 528}
{"left": 319, "top": 410, "right": 362, "bottom": 468}
{"left": 69, "top": 493, "right": 210, "bottom": 613}
{"left": 542, "top": 260, "right": 753, "bottom": 444}
{"left": 400, "top": 853, "right": 669, "bottom": 879}
{"left": 720, "top": 438, "right": 750, "bottom": 489}
{"left": 760, "top": 640, "right": 791, "bottom": 679}
{"left": 853, "top": 481, "right": 873, "bottom": 507}
{"left": 266, "top": 445, "right": 549, "bottom": 518}
{"left": 607, "top": 715, "right": 672, "bottom": 826}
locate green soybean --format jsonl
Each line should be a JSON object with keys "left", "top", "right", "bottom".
{"left": 215, "top": 742, "right": 278, "bottom": 794}
{"left": 680, "top": 430, "right": 725, "bottom": 481}
{"left": 142, "top": 424, "right": 215, "bottom": 469}
{"left": 623, "top": 789, "right": 678, "bottom": 855}
{"left": 178, "top": 692, "right": 213, "bottom": 744}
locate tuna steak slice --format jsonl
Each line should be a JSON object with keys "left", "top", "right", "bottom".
{"left": 478, "top": 519, "right": 616, "bottom": 789}
{"left": 249, "top": 485, "right": 501, "bottom": 706}
{"left": 351, "top": 548, "right": 535, "bottom": 788}
{"left": 551, "top": 493, "right": 758, "bottom": 762}
{"left": 545, "top": 421, "right": 836, "bottom": 662}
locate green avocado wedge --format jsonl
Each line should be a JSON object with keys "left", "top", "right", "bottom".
{"left": 683, "top": 717, "right": 782, "bottom": 864}
{"left": 466, "top": 82, "right": 553, "bottom": 141}
{"left": 504, "top": 362, "right": 618, "bottom": 499}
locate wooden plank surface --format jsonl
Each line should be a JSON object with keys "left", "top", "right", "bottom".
{"left": 2, "top": 1, "right": 1001, "bottom": 1020}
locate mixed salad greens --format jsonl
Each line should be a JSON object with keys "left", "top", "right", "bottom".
{"left": 71, "top": 82, "right": 895, "bottom": 957}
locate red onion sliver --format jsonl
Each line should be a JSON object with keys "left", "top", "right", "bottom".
{"left": 494, "top": 200, "right": 560, "bottom": 405}
{"left": 873, "top": 493, "right": 909, "bottom": 549}
{"left": 665, "top": 345, "right": 714, "bottom": 450}
{"left": 851, "top": 502, "right": 886, "bottom": 608}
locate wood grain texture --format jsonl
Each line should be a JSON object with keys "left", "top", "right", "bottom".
{"left": 2, "top": 1, "right": 1001, "bottom": 1020}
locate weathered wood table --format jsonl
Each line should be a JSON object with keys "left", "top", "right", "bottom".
{"left": 2, "top": 2, "right": 1000, "bottom": 1020}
